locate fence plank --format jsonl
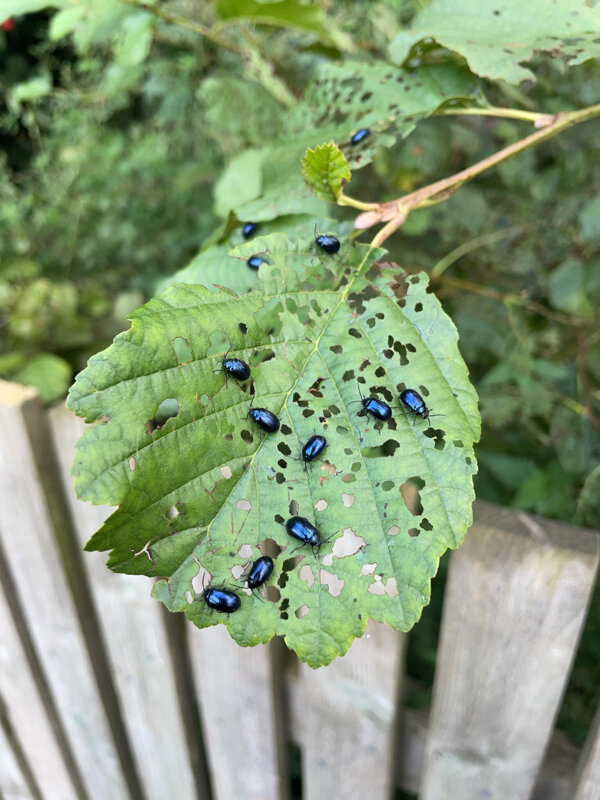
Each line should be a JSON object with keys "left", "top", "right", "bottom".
{"left": 0, "top": 721, "right": 35, "bottom": 800}
{"left": 420, "top": 500, "right": 600, "bottom": 800}
{"left": 571, "top": 701, "right": 600, "bottom": 800}
{"left": 291, "top": 621, "right": 405, "bottom": 800}
{"left": 188, "top": 625, "right": 289, "bottom": 800}
{"left": 49, "top": 404, "right": 201, "bottom": 800}
{"left": 0, "top": 381, "right": 127, "bottom": 800}
{"left": 0, "top": 572, "right": 76, "bottom": 800}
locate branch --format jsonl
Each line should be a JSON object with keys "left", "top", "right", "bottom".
{"left": 357, "top": 102, "right": 600, "bottom": 246}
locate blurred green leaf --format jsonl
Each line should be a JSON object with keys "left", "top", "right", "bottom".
{"left": 13, "top": 353, "right": 72, "bottom": 404}
{"left": 390, "top": 0, "right": 600, "bottom": 84}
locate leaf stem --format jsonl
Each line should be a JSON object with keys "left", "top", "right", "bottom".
{"left": 435, "top": 106, "right": 546, "bottom": 123}
{"left": 363, "top": 102, "right": 600, "bottom": 246}
{"left": 337, "top": 191, "right": 379, "bottom": 212}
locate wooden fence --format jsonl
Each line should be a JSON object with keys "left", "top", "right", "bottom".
{"left": 0, "top": 378, "right": 599, "bottom": 800}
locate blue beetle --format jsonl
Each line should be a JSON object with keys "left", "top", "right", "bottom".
{"left": 247, "top": 403, "right": 280, "bottom": 433}
{"left": 203, "top": 586, "right": 241, "bottom": 613}
{"left": 285, "top": 516, "right": 321, "bottom": 553}
{"left": 399, "top": 388, "right": 431, "bottom": 421}
{"left": 215, "top": 346, "right": 251, "bottom": 384}
{"left": 247, "top": 255, "right": 264, "bottom": 270}
{"left": 246, "top": 556, "right": 274, "bottom": 597}
{"left": 315, "top": 232, "right": 340, "bottom": 254}
{"left": 242, "top": 222, "right": 258, "bottom": 239}
{"left": 361, "top": 396, "right": 392, "bottom": 421}
{"left": 302, "top": 434, "right": 327, "bottom": 463}
{"left": 350, "top": 128, "right": 370, "bottom": 145}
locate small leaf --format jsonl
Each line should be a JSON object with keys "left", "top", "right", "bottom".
{"left": 301, "top": 142, "right": 351, "bottom": 203}
{"left": 68, "top": 240, "right": 479, "bottom": 668}
{"left": 13, "top": 353, "right": 71, "bottom": 404}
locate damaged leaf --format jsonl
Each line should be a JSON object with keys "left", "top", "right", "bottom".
{"left": 68, "top": 237, "right": 480, "bottom": 668}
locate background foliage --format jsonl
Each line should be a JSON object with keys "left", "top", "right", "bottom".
{"left": 1, "top": 0, "right": 598, "bottom": 733}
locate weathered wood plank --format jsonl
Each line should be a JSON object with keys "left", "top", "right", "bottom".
{"left": 0, "top": 381, "right": 127, "bottom": 800}
{"left": 571, "top": 699, "right": 600, "bottom": 800}
{"left": 0, "top": 570, "right": 76, "bottom": 800}
{"left": 420, "top": 500, "right": 600, "bottom": 800}
{"left": 291, "top": 621, "right": 405, "bottom": 800}
{"left": 187, "top": 624, "right": 289, "bottom": 800}
{"left": 0, "top": 721, "right": 35, "bottom": 800}
{"left": 49, "top": 404, "right": 201, "bottom": 800}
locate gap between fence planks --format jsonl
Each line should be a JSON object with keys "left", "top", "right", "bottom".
{"left": 49, "top": 403, "right": 205, "bottom": 800}
{"left": 419, "top": 501, "right": 600, "bottom": 800}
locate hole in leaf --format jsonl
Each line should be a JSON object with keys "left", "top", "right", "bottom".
{"left": 332, "top": 528, "right": 364, "bottom": 557}
{"left": 278, "top": 459, "right": 287, "bottom": 469}
{"left": 280, "top": 424, "right": 292, "bottom": 435}
{"left": 414, "top": 302, "right": 423, "bottom": 312}
{"left": 238, "top": 322, "right": 248, "bottom": 335}
{"left": 315, "top": 499, "right": 328, "bottom": 511}
{"left": 453, "top": 440, "right": 464, "bottom": 448}
{"left": 420, "top": 518, "right": 433, "bottom": 532}
{"left": 236, "top": 499, "right": 252, "bottom": 511}
{"left": 259, "top": 538, "right": 282, "bottom": 558}
{"left": 289, "top": 500, "right": 299, "bottom": 516}
{"left": 298, "top": 565, "right": 315, "bottom": 587}
{"left": 343, "top": 369, "right": 355, "bottom": 381}
{"left": 341, "top": 474, "right": 356, "bottom": 483}
{"left": 408, "top": 528, "right": 420, "bottom": 537}
{"left": 173, "top": 337, "right": 193, "bottom": 364}
{"left": 274, "top": 514, "right": 284, "bottom": 525}
{"left": 238, "top": 544, "right": 253, "bottom": 558}
{"left": 164, "top": 505, "right": 180, "bottom": 520}
{"left": 295, "top": 605, "right": 309, "bottom": 619}
{"left": 207, "top": 330, "right": 228, "bottom": 356}
{"left": 424, "top": 427, "right": 446, "bottom": 450}
{"left": 129, "top": 457, "right": 137, "bottom": 471}
{"left": 330, "top": 345, "right": 343, "bottom": 354}
{"left": 278, "top": 442, "right": 292, "bottom": 456}
{"left": 320, "top": 570, "right": 344, "bottom": 597}
{"left": 361, "top": 439, "right": 400, "bottom": 458}
{"left": 348, "top": 328, "right": 361, "bottom": 338}
{"left": 387, "top": 525, "right": 400, "bottom": 536}
{"left": 302, "top": 409, "right": 315, "bottom": 418}
{"left": 382, "top": 481, "right": 394, "bottom": 491}
{"left": 375, "top": 366, "right": 386, "bottom": 378}
{"left": 147, "top": 398, "right": 180, "bottom": 432}
{"left": 220, "top": 465, "right": 232, "bottom": 479}
{"left": 399, "top": 477, "right": 425, "bottom": 516}
{"left": 361, "top": 563, "right": 377, "bottom": 575}
{"left": 241, "top": 429, "right": 254, "bottom": 444}
{"left": 275, "top": 473, "right": 285, "bottom": 484}
{"left": 264, "top": 585, "right": 280, "bottom": 603}
{"left": 341, "top": 493, "right": 355, "bottom": 507}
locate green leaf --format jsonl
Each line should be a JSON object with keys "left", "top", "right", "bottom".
{"left": 548, "top": 258, "right": 593, "bottom": 318}
{"left": 220, "top": 62, "right": 477, "bottom": 222}
{"left": 390, "top": 0, "right": 600, "bottom": 84}
{"left": 215, "top": 0, "right": 354, "bottom": 51}
{"left": 13, "top": 353, "right": 72, "bottom": 404}
{"left": 302, "top": 142, "right": 351, "bottom": 203}
{"left": 49, "top": 6, "right": 86, "bottom": 40}
{"left": 579, "top": 194, "right": 600, "bottom": 241}
{"left": 68, "top": 239, "right": 479, "bottom": 668}
{"left": 155, "top": 244, "right": 259, "bottom": 296}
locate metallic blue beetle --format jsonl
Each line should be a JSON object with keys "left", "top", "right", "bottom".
{"left": 302, "top": 434, "right": 327, "bottom": 463}
{"left": 216, "top": 346, "right": 250, "bottom": 383}
{"left": 315, "top": 233, "right": 340, "bottom": 254}
{"left": 350, "top": 128, "right": 370, "bottom": 145}
{"left": 203, "top": 587, "right": 241, "bottom": 613}
{"left": 399, "top": 388, "right": 430, "bottom": 421}
{"left": 247, "top": 255, "right": 264, "bottom": 270}
{"left": 247, "top": 556, "right": 274, "bottom": 591}
{"left": 361, "top": 396, "right": 392, "bottom": 421}
{"left": 285, "top": 516, "right": 321, "bottom": 552}
{"left": 248, "top": 404, "right": 280, "bottom": 433}
{"left": 242, "top": 222, "right": 258, "bottom": 239}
